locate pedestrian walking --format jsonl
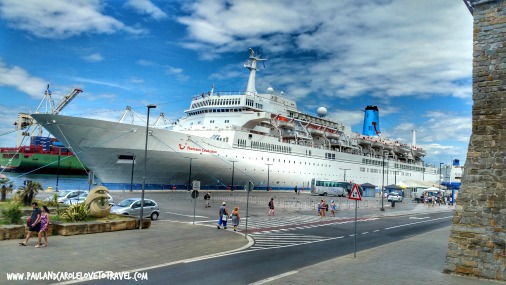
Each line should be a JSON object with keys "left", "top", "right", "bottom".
{"left": 231, "top": 207, "right": 240, "bottom": 231}
{"left": 36, "top": 205, "right": 50, "bottom": 248}
{"left": 294, "top": 186, "right": 298, "bottom": 194}
{"left": 319, "top": 199, "right": 327, "bottom": 218}
{"left": 19, "top": 202, "right": 41, "bottom": 246}
{"left": 330, "top": 200, "right": 337, "bottom": 217}
{"left": 268, "top": 198, "right": 275, "bottom": 216}
{"left": 204, "top": 192, "right": 211, "bottom": 208}
{"left": 317, "top": 200, "right": 321, "bottom": 217}
{"left": 217, "top": 202, "right": 229, "bottom": 229}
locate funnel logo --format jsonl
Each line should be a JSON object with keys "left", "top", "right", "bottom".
{"left": 179, "top": 143, "right": 186, "bottom": 150}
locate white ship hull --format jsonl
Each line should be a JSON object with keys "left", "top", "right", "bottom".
{"left": 31, "top": 50, "right": 439, "bottom": 191}
{"left": 31, "top": 114, "right": 438, "bottom": 191}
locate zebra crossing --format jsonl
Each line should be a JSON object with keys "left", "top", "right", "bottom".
{"left": 247, "top": 232, "right": 336, "bottom": 250}
{"left": 241, "top": 214, "right": 357, "bottom": 232}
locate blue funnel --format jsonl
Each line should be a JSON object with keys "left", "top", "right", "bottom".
{"left": 452, "top": 159, "right": 460, "bottom": 166}
{"left": 362, "top": 105, "right": 380, "bottom": 136}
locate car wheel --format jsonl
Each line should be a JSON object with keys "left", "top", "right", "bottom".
{"left": 150, "top": 212, "right": 159, "bottom": 221}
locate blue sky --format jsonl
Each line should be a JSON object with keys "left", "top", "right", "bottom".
{"left": 0, "top": 0, "right": 473, "bottom": 166}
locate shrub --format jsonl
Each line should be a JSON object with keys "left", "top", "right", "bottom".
{"left": 0, "top": 178, "right": 13, "bottom": 202}
{"left": 17, "top": 181, "right": 43, "bottom": 206}
{"left": 60, "top": 203, "right": 91, "bottom": 222}
{"left": 1, "top": 202, "right": 22, "bottom": 224}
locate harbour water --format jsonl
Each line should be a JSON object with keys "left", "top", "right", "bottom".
{"left": 1, "top": 172, "right": 90, "bottom": 191}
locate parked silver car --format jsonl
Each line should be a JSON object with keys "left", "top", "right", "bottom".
{"left": 111, "top": 198, "right": 160, "bottom": 220}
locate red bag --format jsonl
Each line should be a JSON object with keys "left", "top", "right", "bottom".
{"left": 27, "top": 217, "right": 31, "bottom": 227}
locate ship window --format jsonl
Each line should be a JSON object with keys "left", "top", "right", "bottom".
{"left": 225, "top": 120, "right": 229, "bottom": 123}
{"left": 210, "top": 120, "right": 215, "bottom": 123}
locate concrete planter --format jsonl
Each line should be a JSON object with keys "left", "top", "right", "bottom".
{"left": 0, "top": 217, "right": 150, "bottom": 239}
{"left": 52, "top": 217, "right": 150, "bottom": 236}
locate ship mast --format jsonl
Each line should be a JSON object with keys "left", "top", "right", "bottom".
{"left": 244, "top": 48, "right": 266, "bottom": 95}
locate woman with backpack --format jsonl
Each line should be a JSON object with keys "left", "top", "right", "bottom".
{"left": 268, "top": 198, "right": 275, "bottom": 216}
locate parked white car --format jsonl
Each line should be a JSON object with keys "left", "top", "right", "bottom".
{"left": 64, "top": 192, "right": 114, "bottom": 206}
{"left": 387, "top": 192, "right": 403, "bottom": 202}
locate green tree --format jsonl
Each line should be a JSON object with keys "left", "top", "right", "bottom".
{"left": 17, "top": 181, "right": 43, "bottom": 206}
{"left": 0, "top": 178, "right": 14, "bottom": 202}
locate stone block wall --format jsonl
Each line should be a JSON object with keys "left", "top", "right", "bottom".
{"left": 444, "top": 0, "right": 506, "bottom": 281}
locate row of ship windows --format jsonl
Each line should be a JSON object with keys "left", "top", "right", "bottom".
{"left": 359, "top": 167, "right": 411, "bottom": 177}
{"left": 251, "top": 141, "right": 292, "bottom": 153}
{"left": 191, "top": 98, "right": 242, "bottom": 109}
{"left": 187, "top": 108, "right": 247, "bottom": 117}
{"left": 362, "top": 158, "right": 424, "bottom": 172}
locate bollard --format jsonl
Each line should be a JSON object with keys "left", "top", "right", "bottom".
{"left": 391, "top": 201, "right": 396, "bottom": 208}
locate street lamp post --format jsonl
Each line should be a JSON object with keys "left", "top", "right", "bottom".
{"left": 393, "top": 170, "right": 401, "bottom": 185}
{"left": 380, "top": 151, "right": 386, "bottom": 211}
{"left": 140, "top": 104, "right": 156, "bottom": 229}
{"left": 186, "top": 157, "right": 197, "bottom": 191}
{"left": 130, "top": 154, "right": 135, "bottom": 192}
{"left": 230, "top": 160, "right": 237, "bottom": 191}
{"left": 340, "top": 168, "right": 351, "bottom": 181}
{"left": 55, "top": 147, "right": 61, "bottom": 192}
{"left": 439, "top": 162, "right": 444, "bottom": 192}
{"left": 266, "top": 163, "right": 272, "bottom": 191}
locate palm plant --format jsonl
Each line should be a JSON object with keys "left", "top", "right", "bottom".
{"left": 0, "top": 178, "right": 14, "bottom": 202}
{"left": 17, "top": 181, "right": 43, "bottom": 206}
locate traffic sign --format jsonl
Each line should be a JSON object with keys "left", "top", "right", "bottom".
{"left": 192, "top": 180, "right": 200, "bottom": 191}
{"left": 244, "top": 181, "right": 254, "bottom": 192}
{"left": 348, "top": 184, "right": 362, "bottom": 201}
{"left": 191, "top": 190, "right": 199, "bottom": 199}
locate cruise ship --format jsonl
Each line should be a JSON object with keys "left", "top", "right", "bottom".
{"left": 31, "top": 49, "right": 439, "bottom": 191}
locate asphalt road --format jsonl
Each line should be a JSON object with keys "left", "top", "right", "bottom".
{"left": 82, "top": 208, "right": 452, "bottom": 285}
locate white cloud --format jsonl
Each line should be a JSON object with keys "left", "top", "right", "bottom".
{"left": 83, "top": 53, "right": 104, "bottom": 62}
{"left": 177, "top": 0, "right": 473, "bottom": 101}
{"left": 0, "top": 60, "right": 47, "bottom": 99}
{"left": 125, "top": 0, "right": 167, "bottom": 20}
{"left": 165, "top": 66, "right": 189, "bottom": 81}
{"left": 0, "top": 0, "right": 143, "bottom": 39}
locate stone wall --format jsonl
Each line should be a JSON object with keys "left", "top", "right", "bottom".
{"left": 444, "top": 0, "right": 506, "bottom": 281}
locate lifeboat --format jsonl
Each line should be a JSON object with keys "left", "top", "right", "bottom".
{"left": 412, "top": 147, "right": 426, "bottom": 157}
{"left": 325, "top": 130, "right": 340, "bottom": 139}
{"left": 357, "top": 136, "right": 372, "bottom": 147}
{"left": 276, "top": 116, "right": 295, "bottom": 129}
{"left": 309, "top": 127, "right": 325, "bottom": 136}
{"left": 371, "top": 140, "right": 384, "bottom": 149}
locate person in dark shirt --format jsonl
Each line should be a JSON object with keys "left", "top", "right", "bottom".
{"left": 19, "top": 202, "right": 41, "bottom": 246}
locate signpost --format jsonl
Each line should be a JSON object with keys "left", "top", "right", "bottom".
{"left": 244, "top": 181, "right": 253, "bottom": 239}
{"left": 192, "top": 180, "right": 200, "bottom": 225}
{"left": 348, "top": 184, "right": 362, "bottom": 258}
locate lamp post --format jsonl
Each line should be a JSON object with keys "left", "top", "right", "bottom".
{"left": 266, "top": 163, "right": 272, "bottom": 191}
{"left": 186, "top": 157, "right": 197, "bottom": 191}
{"left": 230, "top": 160, "right": 237, "bottom": 191}
{"left": 393, "top": 170, "right": 401, "bottom": 185}
{"left": 140, "top": 104, "right": 156, "bottom": 229}
{"left": 129, "top": 154, "right": 136, "bottom": 193}
{"left": 439, "top": 162, "right": 444, "bottom": 192}
{"left": 380, "top": 151, "right": 386, "bottom": 211}
{"left": 340, "top": 168, "right": 350, "bottom": 181}
{"left": 55, "top": 147, "right": 61, "bottom": 192}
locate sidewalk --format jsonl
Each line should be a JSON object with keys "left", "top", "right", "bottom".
{"left": 0, "top": 199, "right": 496, "bottom": 285}
{"left": 263, "top": 226, "right": 500, "bottom": 285}
{"left": 0, "top": 222, "right": 250, "bottom": 285}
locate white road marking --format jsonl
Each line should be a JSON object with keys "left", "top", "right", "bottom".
{"left": 409, "top": 216, "right": 430, "bottom": 220}
{"left": 165, "top": 211, "right": 208, "bottom": 218}
{"left": 249, "top": 270, "right": 299, "bottom": 285}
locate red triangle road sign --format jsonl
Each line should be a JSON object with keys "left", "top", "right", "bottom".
{"left": 348, "top": 184, "right": 362, "bottom": 201}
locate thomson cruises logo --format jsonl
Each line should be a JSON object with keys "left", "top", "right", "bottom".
{"left": 178, "top": 144, "right": 186, "bottom": 150}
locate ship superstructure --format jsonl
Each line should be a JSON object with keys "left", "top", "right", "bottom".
{"left": 31, "top": 49, "right": 438, "bottom": 190}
